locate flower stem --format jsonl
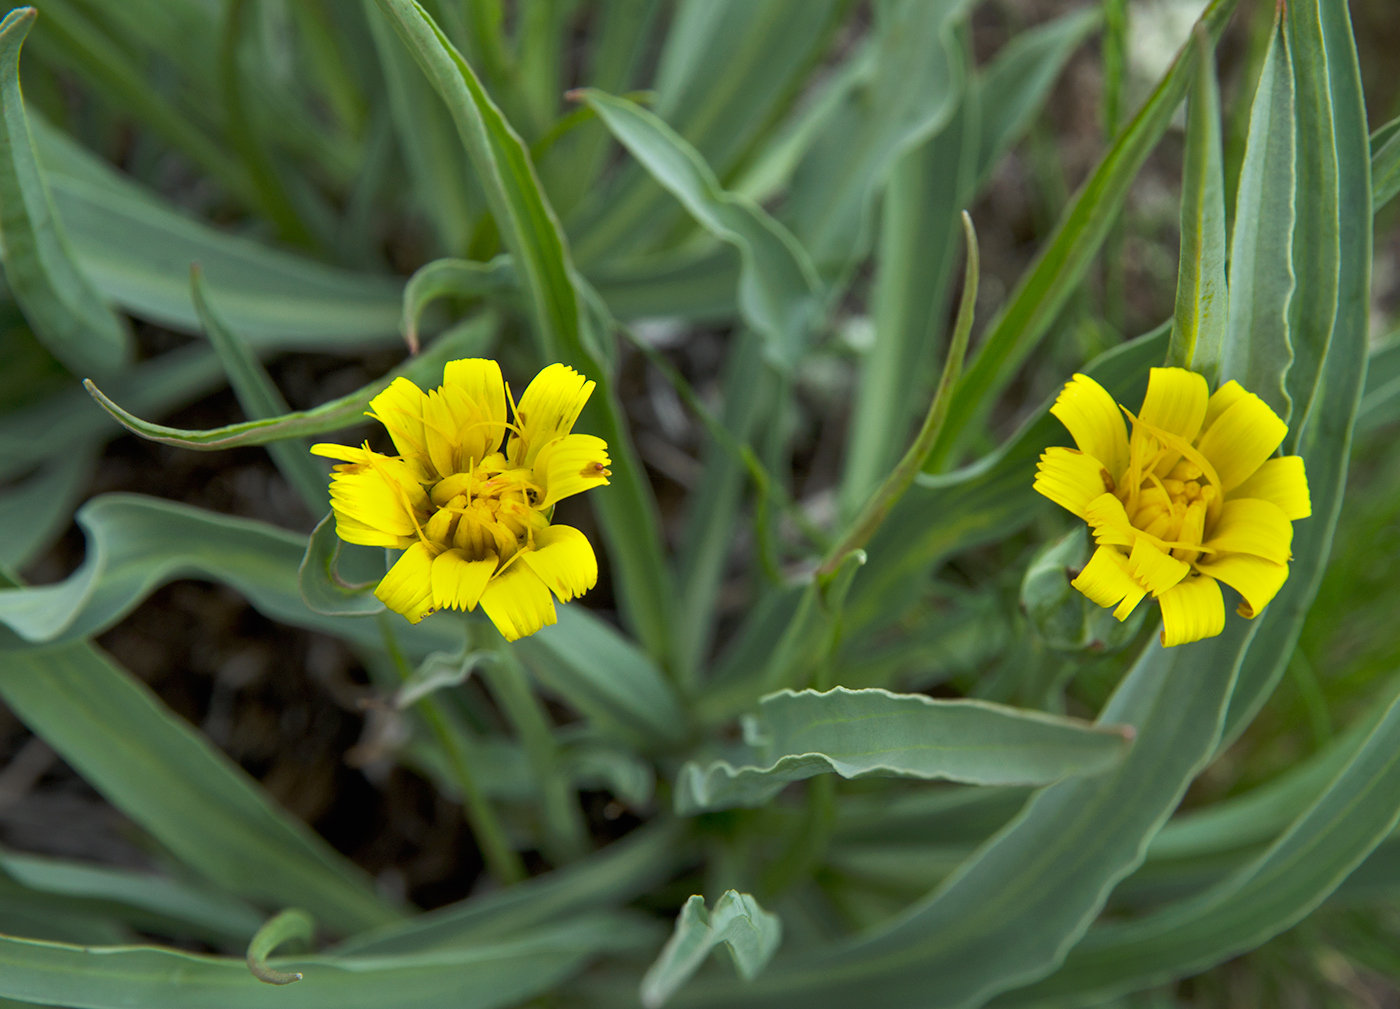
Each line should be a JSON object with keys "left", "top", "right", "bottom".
{"left": 817, "top": 212, "right": 980, "bottom": 579}
{"left": 378, "top": 615, "right": 526, "bottom": 885}
{"left": 480, "top": 632, "right": 591, "bottom": 864}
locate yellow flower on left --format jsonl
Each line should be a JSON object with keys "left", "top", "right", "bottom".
{"left": 1034, "top": 367, "right": 1310, "bottom": 647}
{"left": 312, "top": 360, "right": 611, "bottom": 641}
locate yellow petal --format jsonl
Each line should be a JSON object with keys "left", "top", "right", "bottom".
{"left": 1203, "top": 498, "right": 1293, "bottom": 564}
{"left": 376, "top": 542, "right": 436, "bottom": 623}
{"left": 1050, "top": 374, "right": 1129, "bottom": 480}
{"left": 1127, "top": 537, "right": 1190, "bottom": 597}
{"left": 326, "top": 453, "right": 428, "bottom": 547}
{"left": 1157, "top": 574, "right": 1225, "bottom": 646}
{"left": 430, "top": 548, "right": 498, "bottom": 611}
{"left": 1139, "top": 368, "right": 1210, "bottom": 441}
{"left": 368, "top": 378, "right": 430, "bottom": 461}
{"left": 1194, "top": 388, "right": 1288, "bottom": 492}
{"left": 1193, "top": 554, "right": 1289, "bottom": 618}
{"left": 479, "top": 562, "right": 558, "bottom": 642}
{"left": 1085, "top": 492, "right": 1137, "bottom": 549}
{"left": 312, "top": 442, "right": 374, "bottom": 463}
{"left": 534, "top": 433, "right": 611, "bottom": 508}
{"left": 510, "top": 364, "right": 596, "bottom": 468}
{"left": 1034, "top": 448, "right": 1112, "bottom": 520}
{"left": 521, "top": 525, "right": 598, "bottom": 602}
{"left": 1203, "top": 380, "right": 1248, "bottom": 432}
{"left": 1228, "top": 456, "right": 1310, "bottom": 521}
{"left": 442, "top": 358, "right": 507, "bottom": 458}
{"left": 1138, "top": 367, "right": 1209, "bottom": 476}
{"left": 1071, "top": 546, "right": 1147, "bottom": 621}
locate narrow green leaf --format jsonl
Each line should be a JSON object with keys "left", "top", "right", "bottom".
{"left": 972, "top": 8, "right": 1100, "bottom": 191}
{"left": 402, "top": 257, "right": 513, "bottom": 350}
{"left": 1280, "top": 0, "right": 1340, "bottom": 434}
{"left": 0, "top": 913, "right": 649, "bottom": 1009}
{"left": 676, "top": 687, "right": 1132, "bottom": 815}
{"left": 782, "top": 0, "right": 970, "bottom": 278}
{"left": 923, "top": 0, "right": 1241, "bottom": 471}
{"left": 364, "top": 0, "right": 480, "bottom": 256}
{"left": 578, "top": 89, "right": 822, "bottom": 371}
{"left": 1220, "top": 14, "right": 1294, "bottom": 418}
{"left": 0, "top": 447, "right": 93, "bottom": 569}
{"left": 1166, "top": 25, "right": 1228, "bottom": 384}
{"left": 190, "top": 269, "right": 329, "bottom": 513}
{"left": 297, "top": 514, "right": 386, "bottom": 617}
{"left": 246, "top": 909, "right": 314, "bottom": 985}
{"left": 1373, "top": 127, "right": 1400, "bottom": 214}
{"left": 0, "top": 642, "right": 400, "bottom": 934}
{"left": 34, "top": 116, "right": 404, "bottom": 345}
{"left": 0, "top": 847, "right": 265, "bottom": 945}
{"left": 641, "top": 891, "right": 781, "bottom": 1009}
{"left": 81, "top": 315, "right": 497, "bottom": 452}
{"left": 0, "top": 7, "right": 131, "bottom": 377}
{"left": 337, "top": 818, "right": 689, "bottom": 955}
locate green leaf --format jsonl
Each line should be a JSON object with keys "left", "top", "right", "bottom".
{"left": 0, "top": 447, "right": 94, "bottom": 569}
{"left": 0, "top": 847, "right": 265, "bottom": 946}
{"left": 402, "top": 257, "right": 513, "bottom": 350}
{"left": 1373, "top": 126, "right": 1400, "bottom": 214}
{"left": 245, "top": 908, "right": 314, "bottom": 985}
{"left": 1280, "top": 0, "right": 1340, "bottom": 432}
{"left": 570, "top": 0, "right": 844, "bottom": 264}
{"left": 190, "top": 269, "right": 329, "bottom": 514}
{"left": 363, "top": 0, "right": 480, "bottom": 256}
{"left": 781, "top": 0, "right": 969, "bottom": 279}
{"left": 0, "top": 641, "right": 400, "bottom": 935}
{"left": 297, "top": 514, "right": 386, "bottom": 618}
{"left": 0, "top": 8, "right": 131, "bottom": 377}
{"left": 81, "top": 314, "right": 497, "bottom": 452}
{"left": 0, "top": 912, "right": 650, "bottom": 1009}
{"left": 1166, "top": 26, "right": 1228, "bottom": 384}
{"left": 676, "top": 687, "right": 1132, "bottom": 815}
{"left": 1000, "top": 664, "right": 1400, "bottom": 1005}
{"left": 1220, "top": 10, "right": 1293, "bottom": 417}
{"left": 923, "top": 0, "right": 1241, "bottom": 471}
{"left": 641, "top": 891, "right": 781, "bottom": 1009}
{"left": 971, "top": 8, "right": 1100, "bottom": 191}
{"left": 33, "top": 116, "right": 404, "bottom": 346}
{"left": 578, "top": 89, "right": 821, "bottom": 371}
{"left": 337, "top": 817, "right": 689, "bottom": 955}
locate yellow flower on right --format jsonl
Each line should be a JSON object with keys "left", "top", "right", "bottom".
{"left": 1034, "top": 367, "right": 1311, "bottom": 647}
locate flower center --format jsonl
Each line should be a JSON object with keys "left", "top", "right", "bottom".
{"left": 416, "top": 452, "right": 546, "bottom": 563}
{"left": 1116, "top": 412, "right": 1222, "bottom": 563}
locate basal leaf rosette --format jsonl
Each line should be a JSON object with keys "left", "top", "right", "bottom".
{"left": 1034, "top": 367, "right": 1310, "bottom": 647}
{"left": 312, "top": 360, "right": 611, "bottom": 641}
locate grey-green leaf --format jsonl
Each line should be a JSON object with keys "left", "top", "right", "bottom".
{"left": 578, "top": 89, "right": 822, "bottom": 371}
{"left": 0, "top": 7, "right": 131, "bottom": 377}
{"left": 1167, "top": 25, "right": 1228, "bottom": 384}
{"left": 641, "top": 891, "right": 781, "bottom": 1008}
{"left": 1220, "top": 13, "right": 1295, "bottom": 419}
{"left": 675, "top": 687, "right": 1132, "bottom": 815}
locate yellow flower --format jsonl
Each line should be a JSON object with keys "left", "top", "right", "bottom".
{"left": 312, "top": 360, "right": 611, "bottom": 641}
{"left": 1033, "top": 367, "right": 1310, "bottom": 647}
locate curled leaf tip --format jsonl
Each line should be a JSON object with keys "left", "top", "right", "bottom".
{"left": 246, "top": 908, "right": 314, "bottom": 986}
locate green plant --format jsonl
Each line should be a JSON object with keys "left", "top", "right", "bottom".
{"left": 0, "top": 0, "right": 1394, "bottom": 1006}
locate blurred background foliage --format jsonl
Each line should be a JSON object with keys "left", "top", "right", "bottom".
{"left": 0, "top": 0, "right": 1395, "bottom": 1006}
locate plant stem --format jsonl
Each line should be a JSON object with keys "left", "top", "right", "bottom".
{"left": 481, "top": 632, "right": 591, "bottom": 864}
{"left": 816, "top": 212, "right": 980, "bottom": 578}
{"left": 378, "top": 615, "right": 525, "bottom": 885}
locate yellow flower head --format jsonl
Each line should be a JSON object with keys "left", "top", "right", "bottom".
{"left": 312, "top": 360, "right": 611, "bottom": 641}
{"left": 1033, "top": 367, "right": 1310, "bottom": 647}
